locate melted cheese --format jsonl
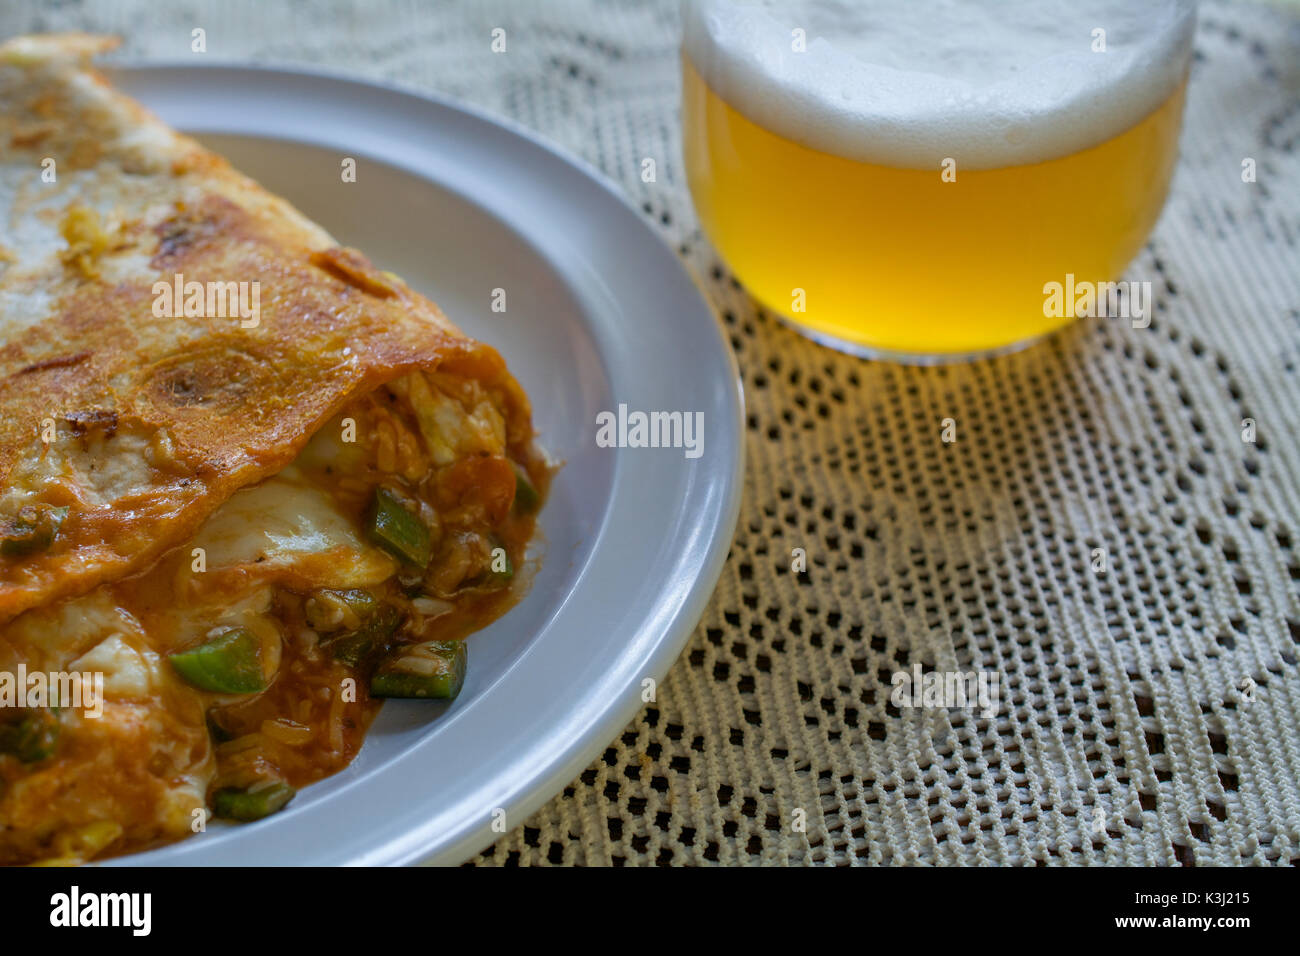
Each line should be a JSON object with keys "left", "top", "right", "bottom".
{"left": 1, "top": 589, "right": 144, "bottom": 669}
{"left": 187, "top": 465, "right": 396, "bottom": 586}
{"left": 69, "top": 633, "right": 158, "bottom": 699}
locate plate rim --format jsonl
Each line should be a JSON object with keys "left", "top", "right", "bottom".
{"left": 95, "top": 61, "right": 746, "bottom": 866}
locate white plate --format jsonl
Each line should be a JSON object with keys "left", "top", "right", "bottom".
{"left": 102, "top": 65, "right": 744, "bottom": 866}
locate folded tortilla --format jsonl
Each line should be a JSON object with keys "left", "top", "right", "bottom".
{"left": 0, "top": 35, "right": 546, "bottom": 864}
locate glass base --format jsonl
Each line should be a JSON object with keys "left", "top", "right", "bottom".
{"left": 772, "top": 313, "right": 1061, "bottom": 366}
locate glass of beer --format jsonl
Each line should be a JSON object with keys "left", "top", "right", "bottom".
{"left": 681, "top": 0, "right": 1197, "bottom": 361}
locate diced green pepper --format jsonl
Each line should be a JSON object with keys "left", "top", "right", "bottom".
{"left": 324, "top": 603, "right": 401, "bottom": 667}
{"left": 304, "top": 588, "right": 379, "bottom": 632}
{"left": 168, "top": 627, "right": 266, "bottom": 694}
{"left": 0, "top": 708, "right": 60, "bottom": 763}
{"left": 370, "top": 640, "right": 466, "bottom": 700}
{"left": 511, "top": 461, "right": 540, "bottom": 515}
{"left": 367, "top": 488, "right": 432, "bottom": 568}
{"left": 0, "top": 505, "right": 69, "bottom": 557}
{"left": 211, "top": 781, "right": 295, "bottom": 821}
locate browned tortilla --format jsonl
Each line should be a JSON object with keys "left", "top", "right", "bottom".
{"left": 0, "top": 34, "right": 532, "bottom": 622}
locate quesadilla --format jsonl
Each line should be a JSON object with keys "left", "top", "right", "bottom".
{"left": 0, "top": 34, "right": 548, "bottom": 864}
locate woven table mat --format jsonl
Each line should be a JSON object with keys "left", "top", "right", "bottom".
{"left": 6, "top": 0, "right": 1298, "bottom": 866}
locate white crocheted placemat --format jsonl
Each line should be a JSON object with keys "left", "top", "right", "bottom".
{"left": 6, "top": 0, "right": 1298, "bottom": 865}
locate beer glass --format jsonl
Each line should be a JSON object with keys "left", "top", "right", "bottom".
{"left": 681, "top": 0, "right": 1197, "bottom": 360}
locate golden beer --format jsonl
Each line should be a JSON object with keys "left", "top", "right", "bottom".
{"left": 681, "top": 0, "right": 1197, "bottom": 358}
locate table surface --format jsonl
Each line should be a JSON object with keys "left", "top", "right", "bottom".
{"left": 5, "top": 0, "right": 1298, "bottom": 866}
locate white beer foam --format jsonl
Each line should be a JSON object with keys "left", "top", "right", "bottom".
{"left": 682, "top": 0, "right": 1196, "bottom": 169}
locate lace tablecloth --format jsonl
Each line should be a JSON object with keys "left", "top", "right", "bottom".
{"left": 7, "top": 0, "right": 1298, "bottom": 865}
